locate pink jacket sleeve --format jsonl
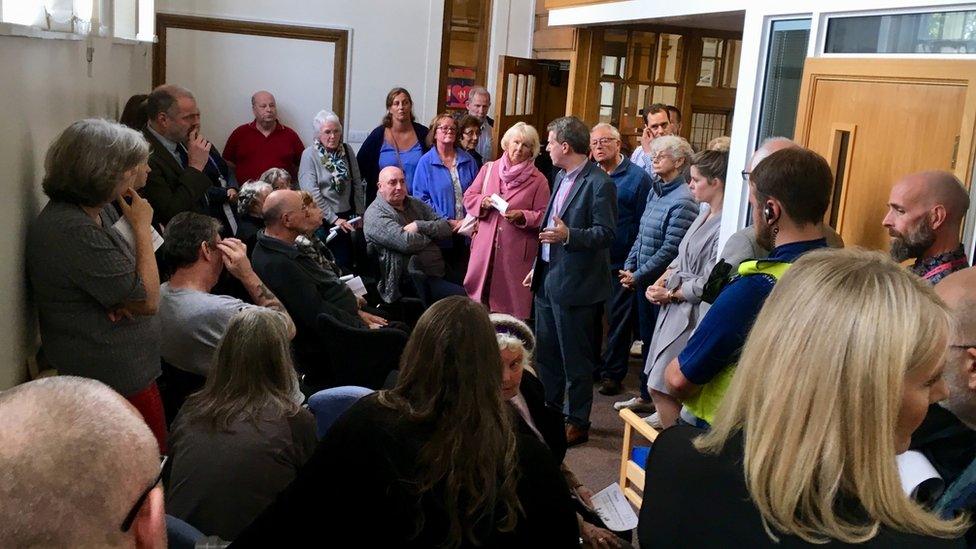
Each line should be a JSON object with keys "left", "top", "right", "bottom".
{"left": 518, "top": 174, "right": 551, "bottom": 230}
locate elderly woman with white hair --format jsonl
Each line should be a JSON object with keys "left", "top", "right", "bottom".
{"left": 26, "top": 118, "right": 165, "bottom": 450}
{"left": 298, "top": 109, "right": 365, "bottom": 269}
{"left": 463, "top": 122, "right": 550, "bottom": 320}
{"left": 490, "top": 313, "right": 629, "bottom": 548}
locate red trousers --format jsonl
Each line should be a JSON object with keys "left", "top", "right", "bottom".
{"left": 126, "top": 381, "right": 167, "bottom": 453}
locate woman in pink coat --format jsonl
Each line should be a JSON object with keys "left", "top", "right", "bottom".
{"left": 463, "top": 122, "right": 550, "bottom": 320}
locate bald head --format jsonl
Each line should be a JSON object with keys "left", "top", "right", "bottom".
{"left": 377, "top": 166, "right": 408, "bottom": 209}
{"left": 0, "top": 377, "right": 161, "bottom": 547}
{"left": 894, "top": 171, "right": 970, "bottom": 225}
{"left": 936, "top": 267, "right": 976, "bottom": 341}
{"left": 251, "top": 90, "right": 278, "bottom": 127}
{"left": 263, "top": 189, "right": 302, "bottom": 227}
{"left": 749, "top": 137, "right": 799, "bottom": 171}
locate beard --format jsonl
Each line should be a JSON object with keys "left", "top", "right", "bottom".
{"left": 889, "top": 221, "right": 935, "bottom": 262}
{"left": 754, "top": 221, "right": 775, "bottom": 251}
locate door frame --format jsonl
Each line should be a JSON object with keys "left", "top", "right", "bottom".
{"left": 153, "top": 13, "right": 349, "bottom": 119}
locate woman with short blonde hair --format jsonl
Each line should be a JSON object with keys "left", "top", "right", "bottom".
{"left": 639, "top": 248, "right": 967, "bottom": 547}
{"left": 463, "top": 122, "right": 550, "bottom": 319}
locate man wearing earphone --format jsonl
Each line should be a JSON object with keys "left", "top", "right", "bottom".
{"left": 660, "top": 147, "right": 834, "bottom": 428}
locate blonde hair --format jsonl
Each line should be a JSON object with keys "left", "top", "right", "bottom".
{"left": 500, "top": 122, "right": 541, "bottom": 158}
{"left": 695, "top": 248, "right": 967, "bottom": 543}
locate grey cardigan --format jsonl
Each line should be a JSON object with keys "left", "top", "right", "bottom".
{"left": 363, "top": 195, "right": 452, "bottom": 303}
{"left": 298, "top": 142, "right": 365, "bottom": 224}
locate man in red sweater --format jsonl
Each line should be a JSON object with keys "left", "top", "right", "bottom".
{"left": 223, "top": 90, "right": 305, "bottom": 183}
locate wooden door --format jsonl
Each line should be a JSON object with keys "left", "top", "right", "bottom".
{"left": 494, "top": 56, "right": 548, "bottom": 159}
{"left": 794, "top": 58, "right": 976, "bottom": 251}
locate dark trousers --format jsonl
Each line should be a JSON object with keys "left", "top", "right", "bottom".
{"left": 599, "top": 271, "right": 639, "bottom": 383}
{"left": 534, "top": 266, "right": 605, "bottom": 428}
{"left": 636, "top": 283, "right": 659, "bottom": 401}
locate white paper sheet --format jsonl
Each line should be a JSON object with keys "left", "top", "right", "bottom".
{"left": 489, "top": 193, "right": 509, "bottom": 214}
{"left": 591, "top": 483, "right": 639, "bottom": 532}
{"left": 344, "top": 276, "right": 367, "bottom": 298}
{"left": 896, "top": 450, "right": 942, "bottom": 497}
{"left": 112, "top": 217, "right": 164, "bottom": 252}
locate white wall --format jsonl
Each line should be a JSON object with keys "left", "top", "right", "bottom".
{"left": 0, "top": 33, "right": 151, "bottom": 389}
{"left": 156, "top": 0, "right": 536, "bottom": 149}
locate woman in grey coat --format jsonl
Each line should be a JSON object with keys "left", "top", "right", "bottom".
{"left": 644, "top": 149, "right": 728, "bottom": 428}
{"left": 298, "top": 109, "right": 366, "bottom": 270}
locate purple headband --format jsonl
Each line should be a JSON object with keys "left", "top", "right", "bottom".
{"left": 494, "top": 321, "right": 535, "bottom": 353}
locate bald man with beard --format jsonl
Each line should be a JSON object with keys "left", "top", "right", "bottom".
{"left": 883, "top": 171, "right": 971, "bottom": 284}
{"left": 0, "top": 377, "right": 166, "bottom": 548}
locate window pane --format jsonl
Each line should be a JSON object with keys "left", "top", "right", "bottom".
{"left": 652, "top": 85, "right": 677, "bottom": 105}
{"left": 757, "top": 19, "right": 811, "bottom": 142}
{"left": 603, "top": 30, "right": 628, "bottom": 78}
{"left": 702, "top": 37, "right": 723, "bottom": 58}
{"left": 698, "top": 58, "right": 717, "bottom": 86}
{"left": 599, "top": 106, "right": 613, "bottom": 124}
{"left": 689, "top": 111, "right": 729, "bottom": 151}
{"left": 825, "top": 10, "right": 976, "bottom": 53}
{"left": 656, "top": 34, "right": 683, "bottom": 83}
{"left": 600, "top": 81, "right": 616, "bottom": 105}
{"left": 630, "top": 31, "right": 657, "bottom": 81}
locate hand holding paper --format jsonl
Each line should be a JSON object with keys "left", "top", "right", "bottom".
{"left": 489, "top": 193, "right": 509, "bottom": 214}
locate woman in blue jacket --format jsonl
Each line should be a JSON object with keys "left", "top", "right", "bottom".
{"left": 410, "top": 113, "right": 479, "bottom": 281}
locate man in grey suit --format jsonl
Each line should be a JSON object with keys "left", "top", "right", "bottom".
{"left": 526, "top": 116, "right": 617, "bottom": 446}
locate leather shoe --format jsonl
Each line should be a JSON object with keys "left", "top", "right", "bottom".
{"left": 597, "top": 378, "right": 623, "bottom": 396}
{"left": 565, "top": 424, "right": 589, "bottom": 447}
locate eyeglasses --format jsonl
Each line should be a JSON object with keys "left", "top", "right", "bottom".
{"left": 120, "top": 455, "right": 168, "bottom": 532}
{"left": 590, "top": 137, "right": 618, "bottom": 147}
{"left": 650, "top": 153, "right": 673, "bottom": 162}
{"left": 462, "top": 128, "right": 480, "bottom": 137}
{"left": 951, "top": 344, "right": 976, "bottom": 350}
{"left": 436, "top": 126, "right": 457, "bottom": 133}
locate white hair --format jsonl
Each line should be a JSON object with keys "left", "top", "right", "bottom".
{"left": 312, "top": 109, "right": 342, "bottom": 136}
{"left": 590, "top": 122, "right": 621, "bottom": 141}
{"left": 468, "top": 86, "right": 490, "bottom": 102}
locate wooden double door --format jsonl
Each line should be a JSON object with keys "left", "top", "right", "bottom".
{"left": 794, "top": 58, "right": 976, "bottom": 251}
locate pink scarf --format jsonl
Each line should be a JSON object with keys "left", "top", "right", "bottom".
{"left": 497, "top": 153, "right": 539, "bottom": 191}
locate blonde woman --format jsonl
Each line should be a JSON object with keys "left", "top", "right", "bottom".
{"left": 638, "top": 248, "right": 966, "bottom": 547}
{"left": 463, "top": 122, "right": 550, "bottom": 320}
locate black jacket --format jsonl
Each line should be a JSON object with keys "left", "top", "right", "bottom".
{"left": 231, "top": 393, "right": 580, "bottom": 547}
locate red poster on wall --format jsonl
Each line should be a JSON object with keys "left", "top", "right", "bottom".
{"left": 446, "top": 66, "right": 476, "bottom": 108}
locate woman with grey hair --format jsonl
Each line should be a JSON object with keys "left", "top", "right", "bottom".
{"left": 259, "top": 167, "right": 294, "bottom": 191}
{"left": 236, "top": 180, "right": 273, "bottom": 254}
{"left": 298, "top": 109, "right": 365, "bottom": 269}
{"left": 26, "top": 118, "right": 166, "bottom": 450}
{"left": 168, "top": 307, "right": 315, "bottom": 540}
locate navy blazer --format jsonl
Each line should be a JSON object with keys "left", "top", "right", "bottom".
{"left": 531, "top": 160, "right": 617, "bottom": 306}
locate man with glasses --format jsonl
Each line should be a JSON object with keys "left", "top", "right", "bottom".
{"left": 911, "top": 267, "right": 976, "bottom": 538}
{"left": 253, "top": 189, "right": 394, "bottom": 383}
{"left": 158, "top": 212, "right": 295, "bottom": 378}
{"left": 590, "top": 123, "right": 653, "bottom": 396}
{"left": 0, "top": 376, "right": 167, "bottom": 548}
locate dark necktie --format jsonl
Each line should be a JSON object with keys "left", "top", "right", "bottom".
{"left": 176, "top": 144, "right": 188, "bottom": 169}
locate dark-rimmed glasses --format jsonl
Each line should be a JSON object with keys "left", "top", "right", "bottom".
{"left": 950, "top": 344, "right": 976, "bottom": 350}
{"left": 120, "top": 455, "right": 168, "bottom": 532}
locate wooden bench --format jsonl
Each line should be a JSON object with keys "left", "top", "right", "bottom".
{"left": 618, "top": 408, "right": 659, "bottom": 508}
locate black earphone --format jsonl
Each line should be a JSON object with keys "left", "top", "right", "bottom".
{"left": 763, "top": 203, "right": 775, "bottom": 223}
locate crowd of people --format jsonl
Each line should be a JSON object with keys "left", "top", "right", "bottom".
{"left": 4, "top": 79, "right": 976, "bottom": 548}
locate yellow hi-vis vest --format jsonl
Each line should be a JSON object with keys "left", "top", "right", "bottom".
{"left": 682, "top": 259, "right": 793, "bottom": 425}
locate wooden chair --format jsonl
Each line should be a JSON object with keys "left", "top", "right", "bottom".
{"left": 618, "top": 408, "right": 659, "bottom": 508}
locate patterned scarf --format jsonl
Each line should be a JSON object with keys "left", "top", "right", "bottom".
{"left": 315, "top": 139, "right": 350, "bottom": 194}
